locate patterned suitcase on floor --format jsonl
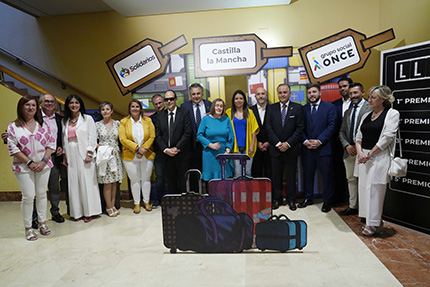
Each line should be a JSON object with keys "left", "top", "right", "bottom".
{"left": 161, "top": 169, "right": 207, "bottom": 253}
{"left": 208, "top": 154, "right": 272, "bottom": 238}
{"left": 255, "top": 214, "right": 307, "bottom": 252}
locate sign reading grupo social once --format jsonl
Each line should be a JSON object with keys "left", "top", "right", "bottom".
{"left": 113, "top": 45, "right": 161, "bottom": 88}
{"left": 194, "top": 34, "right": 292, "bottom": 78}
{"left": 299, "top": 28, "right": 395, "bottom": 83}
{"left": 106, "top": 35, "right": 187, "bottom": 95}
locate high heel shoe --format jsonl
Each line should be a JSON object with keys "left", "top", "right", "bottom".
{"left": 144, "top": 202, "right": 152, "bottom": 212}
{"left": 133, "top": 204, "right": 141, "bottom": 214}
{"left": 25, "top": 228, "right": 38, "bottom": 241}
{"left": 39, "top": 223, "right": 51, "bottom": 236}
{"left": 362, "top": 222, "right": 384, "bottom": 236}
{"left": 112, "top": 207, "right": 120, "bottom": 216}
{"left": 106, "top": 208, "right": 117, "bottom": 217}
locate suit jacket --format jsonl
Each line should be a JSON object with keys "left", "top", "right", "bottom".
{"left": 354, "top": 108, "right": 400, "bottom": 184}
{"left": 332, "top": 97, "right": 345, "bottom": 121}
{"left": 63, "top": 113, "right": 97, "bottom": 160}
{"left": 155, "top": 106, "right": 192, "bottom": 157}
{"left": 180, "top": 99, "right": 211, "bottom": 144}
{"left": 302, "top": 100, "right": 337, "bottom": 157}
{"left": 266, "top": 101, "right": 305, "bottom": 158}
{"left": 339, "top": 100, "right": 372, "bottom": 158}
{"left": 119, "top": 116, "right": 155, "bottom": 161}
{"left": 43, "top": 112, "right": 63, "bottom": 167}
{"left": 250, "top": 104, "right": 270, "bottom": 143}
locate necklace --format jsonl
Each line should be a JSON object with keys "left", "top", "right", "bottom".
{"left": 371, "top": 110, "right": 382, "bottom": 120}
{"left": 69, "top": 118, "right": 78, "bottom": 124}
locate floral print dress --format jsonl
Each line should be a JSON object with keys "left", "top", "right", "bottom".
{"left": 95, "top": 120, "right": 125, "bottom": 184}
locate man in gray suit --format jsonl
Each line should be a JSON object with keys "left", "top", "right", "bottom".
{"left": 338, "top": 82, "right": 371, "bottom": 216}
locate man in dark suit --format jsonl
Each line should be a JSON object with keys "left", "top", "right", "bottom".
{"left": 338, "top": 82, "right": 372, "bottom": 216}
{"left": 156, "top": 90, "right": 192, "bottom": 194}
{"left": 299, "top": 84, "right": 337, "bottom": 212}
{"left": 180, "top": 83, "right": 211, "bottom": 170}
{"left": 250, "top": 87, "right": 271, "bottom": 179}
{"left": 331, "top": 77, "right": 353, "bottom": 203}
{"left": 266, "top": 84, "right": 304, "bottom": 210}
{"left": 149, "top": 94, "right": 165, "bottom": 207}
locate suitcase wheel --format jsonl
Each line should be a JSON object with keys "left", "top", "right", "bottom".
{"left": 281, "top": 250, "right": 287, "bottom": 253}
{"left": 170, "top": 248, "right": 177, "bottom": 254}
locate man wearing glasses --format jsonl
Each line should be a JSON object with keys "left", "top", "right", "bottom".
{"left": 155, "top": 90, "right": 192, "bottom": 194}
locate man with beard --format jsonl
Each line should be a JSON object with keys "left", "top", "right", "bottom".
{"left": 338, "top": 83, "right": 371, "bottom": 216}
{"left": 250, "top": 87, "right": 271, "bottom": 180}
{"left": 299, "top": 84, "right": 337, "bottom": 212}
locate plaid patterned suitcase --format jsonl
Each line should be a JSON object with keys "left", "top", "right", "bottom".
{"left": 208, "top": 154, "right": 272, "bottom": 242}
{"left": 161, "top": 169, "right": 207, "bottom": 253}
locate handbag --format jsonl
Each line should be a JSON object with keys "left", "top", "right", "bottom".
{"left": 388, "top": 129, "right": 408, "bottom": 177}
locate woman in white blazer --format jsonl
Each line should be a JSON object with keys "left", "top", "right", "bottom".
{"left": 62, "top": 94, "right": 101, "bottom": 222}
{"left": 354, "top": 86, "right": 399, "bottom": 236}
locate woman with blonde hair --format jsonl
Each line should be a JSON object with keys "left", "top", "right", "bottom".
{"left": 355, "top": 85, "right": 399, "bottom": 236}
{"left": 119, "top": 99, "right": 155, "bottom": 214}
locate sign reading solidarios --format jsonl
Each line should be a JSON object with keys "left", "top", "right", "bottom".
{"left": 113, "top": 45, "right": 161, "bottom": 88}
{"left": 200, "top": 41, "right": 256, "bottom": 71}
{"left": 306, "top": 36, "right": 360, "bottom": 79}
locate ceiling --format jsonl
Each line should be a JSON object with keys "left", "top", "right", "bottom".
{"left": 1, "top": 0, "right": 292, "bottom": 18}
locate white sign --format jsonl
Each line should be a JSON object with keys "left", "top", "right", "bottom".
{"left": 113, "top": 45, "right": 161, "bottom": 87}
{"left": 199, "top": 41, "right": 256, "bottom": 71}
{"left": 305, "top": 36, "right": 360, "bottom": 79}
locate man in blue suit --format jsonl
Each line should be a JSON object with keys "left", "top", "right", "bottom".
{"left": 298, "top": 84, "right": 337, "bottom": 212}
{"left": 180, "top": 83, "right": 211, "bottom": 190}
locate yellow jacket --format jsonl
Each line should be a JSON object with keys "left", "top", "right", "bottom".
{"left": 119, "top": 116, "right": 155, "bottom": 161}
{"left": 225, "top": 108, "right": 259, "bottom": 157}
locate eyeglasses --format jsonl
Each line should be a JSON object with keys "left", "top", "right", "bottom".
{"left": 43, "top": 100, "right": 56, "bottom": 104}
{"left": 164, "top": 98, "right": 176, "bottom": 102}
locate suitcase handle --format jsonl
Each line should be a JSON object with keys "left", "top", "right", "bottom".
{"left": 216, "top": 154, "right": 250, "bottom": 179}
{"left": 268, "top": 214, "right": 291, "bottom": 221}
{"left": 185, "top": 169, "right": 203, "bottom": 194}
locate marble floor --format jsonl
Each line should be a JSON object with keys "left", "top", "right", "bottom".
{"left": 0, "top": 201, "right": 407, "bottom": 287}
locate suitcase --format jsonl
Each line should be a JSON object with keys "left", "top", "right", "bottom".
{"left": 175, "top": 197, "right": 254, "bottom": 253}
{"left": 208, "top": 154, "right": 272, "bottom": 238}
{"left": 255, "top": 214, "right": 307, "bottom": 252}
{"left": 161, "top": 169, "right": 207, "bottom": 253}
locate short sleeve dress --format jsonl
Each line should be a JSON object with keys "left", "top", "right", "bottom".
{"left": 95, "top": 120, "right": 125, "bottom": 184}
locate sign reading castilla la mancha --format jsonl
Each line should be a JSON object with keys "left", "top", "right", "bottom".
{"left": 194, "top": 34, "right": 293, "bottom": 78}
{"left": 106, "top": 35, "right": 187, "bottom": 95}
{"left": 299, "top": 28, "right": 395, "bottom": 83}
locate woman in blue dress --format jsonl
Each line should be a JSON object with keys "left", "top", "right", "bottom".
{"left": 197, "top": 99, "right": 234, "bottom": 181}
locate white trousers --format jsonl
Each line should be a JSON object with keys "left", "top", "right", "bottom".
{"left": 123, "top": 157, "right": 154, "bottom": 204}
{"left": 67, "top": 141, "right": 102, "bottom": 218}
{"left": 344, "top": 155, "right": 358, "bottom": 209}
{"left": 357, "top": 151, "right": 387, "bottom": 227}
{"left": 15, "top": 169, "right": 50, "bottom": 228}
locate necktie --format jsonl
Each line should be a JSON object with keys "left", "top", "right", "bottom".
{"left": 281, "top": 104, "right": 287, "bottom": 127}
{"left": 195, "top": 103, "right": 201, "bottom": 128}
{"left": 169, "top": 112, "right": 174, "bottom": 147}
{"left": 311, "top": 104, "right": 317, "bottom": 116}
{"left": 349, "top": 104, "right": 358, "bottom": 142}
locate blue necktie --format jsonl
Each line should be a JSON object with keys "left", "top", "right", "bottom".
{"left": 311, "top": 104, "right": 317, "bottom": 116}
{"left": 281, "top": 104, "right": 287, "bottom": 127}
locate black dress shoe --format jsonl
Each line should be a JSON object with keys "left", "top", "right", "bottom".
{"left": 360, "top": 217, "right": 366, "bottom": 223}
{"left": 339, "top": 207, "right": 358, "bottom": 216}
{"left": 321, "top": 202, "right": 331, "bottom": 213}
{"left": 52, "top": 214, "right": 65, "bottom": 223}
{"left": 298, "top": 199, "right": 313, "bottom": 208}
{"left": 272, "top": 201, "right": 280, "bottom": 210}
{"left": 32, "top": 220, "right": 39, "bottom": 229}
{"left": 288, "top": 202, "right": 297, "bottom": 211}
{"left": 282, "top": 198, "right": 288, "bottom": 206}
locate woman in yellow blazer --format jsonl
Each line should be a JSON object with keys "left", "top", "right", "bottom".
{"left": 119, "top": 99, "right": 155, "bottom": 213}
{"left": 225, "top": 90, "right": 259, "bottom": 176}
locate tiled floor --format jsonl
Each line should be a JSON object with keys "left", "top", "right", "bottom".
{"left": 0, "top": 200, "right": 408, "bottom": 287}
{"left": 333, "top": 204, "right": 430, "bottom": 287}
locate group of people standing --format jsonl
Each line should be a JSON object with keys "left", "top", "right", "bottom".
{"left": 6, "top": 79, "right": 399, "bottom": 241}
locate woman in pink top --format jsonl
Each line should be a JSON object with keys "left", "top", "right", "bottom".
{"left": 7, "top": 95, "right": 56, "bottom": 241}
